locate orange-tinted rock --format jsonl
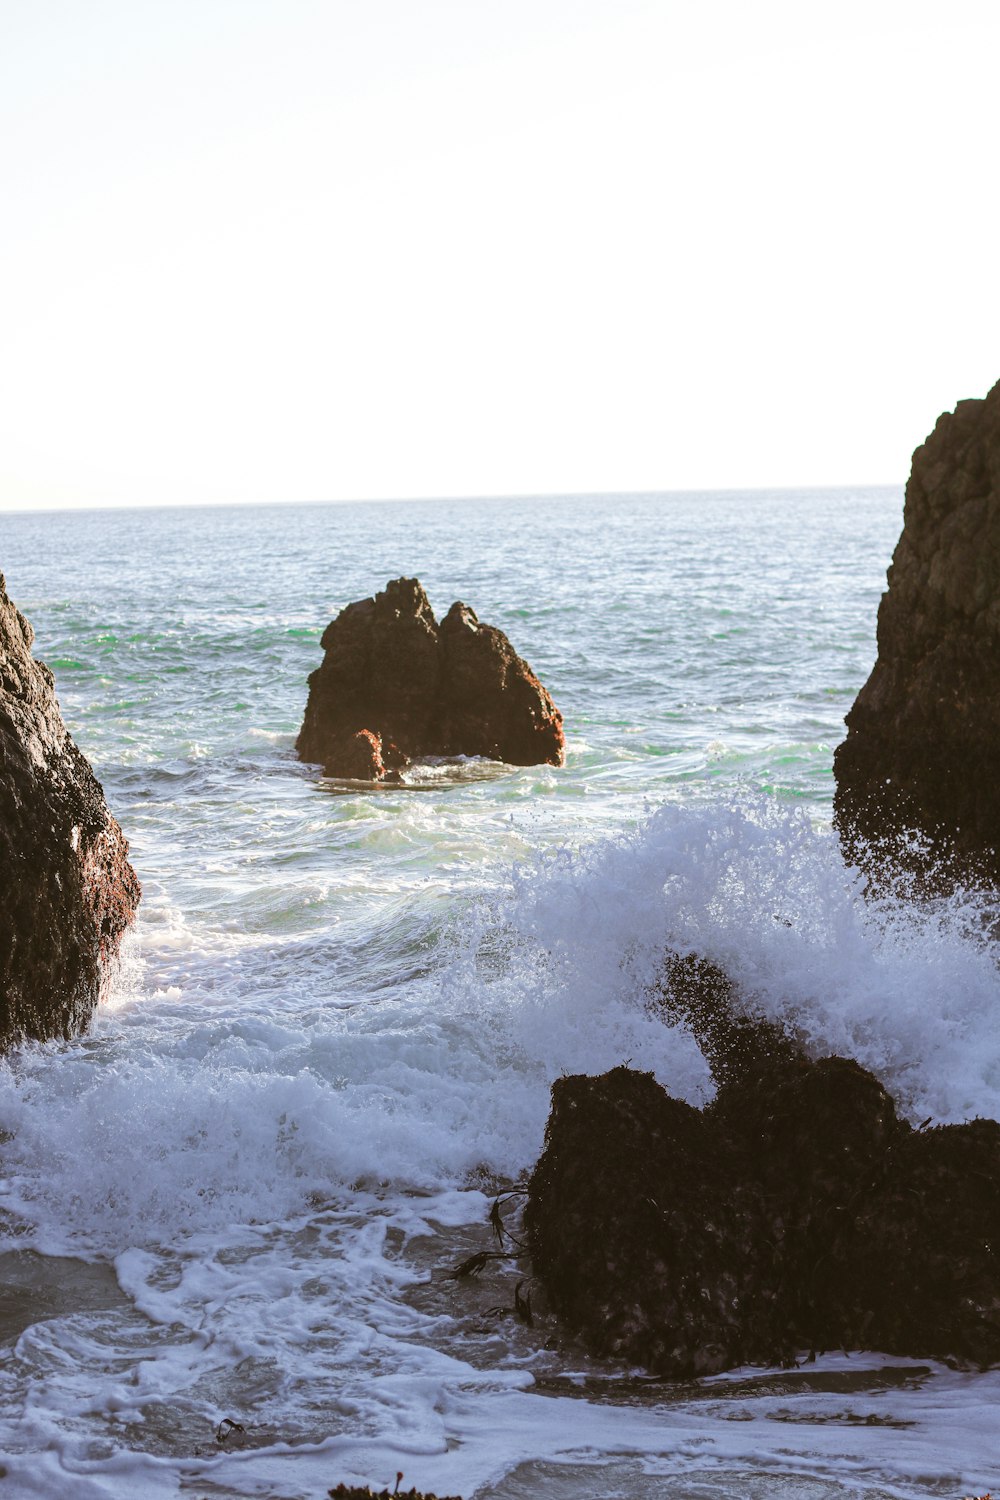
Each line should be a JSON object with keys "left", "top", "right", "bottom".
{"left": 435, "top": 601, "right": 565, "bottom": 766}
{"left": 297, "top": 578, "right": 564, "bottom": 780}
{"left": 0, "top": 573, "right": 141, "bottom": 1048}
{"left": 834, "top": 379, "right": 1000, "bottom": 885}
{"left": 334, "top": 729, "right": 387, "bottom": 781}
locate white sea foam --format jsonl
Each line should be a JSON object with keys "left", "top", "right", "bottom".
{"left": 2, "top": 800, "right": 1000, "bottom": 1498}
{"left": 6, "top": 491, "right": 998, "bottom": 1499}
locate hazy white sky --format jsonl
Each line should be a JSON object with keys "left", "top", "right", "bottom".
{"left": 2, "top": 0, "right": 998, "bottom": 509}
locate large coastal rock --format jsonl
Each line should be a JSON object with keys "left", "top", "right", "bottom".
{"left": 297, "top": 577, "right": 565, "bottom": 780}
{"left": 525, "top": 956, "right": 1000, "bottom": 1374}
{"left": 834, "top": 378, "right": 1000, "bottom": 883}
{"left": 0, "top": 575, "right": 140, "bottom": 1048}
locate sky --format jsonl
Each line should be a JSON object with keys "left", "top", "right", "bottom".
{"left": 2, "top": 0, "right": 999, "bottom": 510}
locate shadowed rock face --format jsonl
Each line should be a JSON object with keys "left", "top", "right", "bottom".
{"left": 0, "top": 574, "right": 140, "bottom": 1048}
{"left": 525, "top": 955, "right": 1000, "bottom": 1375}
{"left": 297, "top": 577, "right": 565, "bottom": 779}
{"left": 834, "top": 379, "right": 1000, "bottom": 884}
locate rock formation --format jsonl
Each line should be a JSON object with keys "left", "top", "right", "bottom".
{"left": 525, "top": 955, "right": 1000, "bottom": 1374}
{"left": 834, "top": 378, "right": 1000, "bottom": 884}
{"left": 297, "top": 577, "right": 565, "bottom": 780}
{"left": 327, "top": 1485, "right": 462, "bottom": 1500}
{"left": 1, "top": 574, "right": 140, "bottom": 1048}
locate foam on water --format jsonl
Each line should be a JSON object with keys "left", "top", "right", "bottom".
{"left": 3, "top": 491, "right": 999, "bottom": 1498}
{"left": 2, "top": 800, "right": 1000, "bottom": 1497}
{"left": 464, "top": 798, "right": 1000, "bottom": 1125}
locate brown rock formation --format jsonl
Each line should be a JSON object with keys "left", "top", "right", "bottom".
{"left": 524, "top": 955, "right": 1000, "bottom": 1374}
{"left": 297, "top": 577, "right": 564, "bottom": 780}
{"left": 834, "top": 379, "right": 1000, "bottom": 884}
{"left": 0, "top": 574, "right": 140, "bottom": 1048}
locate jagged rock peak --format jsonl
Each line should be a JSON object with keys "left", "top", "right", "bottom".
{"left": 833, "top": 378, "right": 1000, "bottom": 886}
{"left": 0, "top": 573, "right": 141, "bottom": 1048}
{"left": 297, "top": 577, "right": 565, "bottom": 780}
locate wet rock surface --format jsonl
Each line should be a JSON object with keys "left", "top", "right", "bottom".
{"left": 525, "top": 956, "right": 1000, "bottom": 1375}
{"left": 297, "top": 577, "right": 564, "bottom": 780}
{"left": 834, "top": 378, "right": 1000, "bottom": 885}
{"left": 328, "top": 1486, "right": 462, "bottom": 1500}
{"left": 0, "top": 574, "right": 140, "bottom": 1047}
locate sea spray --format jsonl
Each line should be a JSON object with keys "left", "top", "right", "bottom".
{"left": 450, "top": 798, "right": 1000, "bottom": 1127}
{"left": 5, "top": 491, "right": 1000, "bottom": 1499}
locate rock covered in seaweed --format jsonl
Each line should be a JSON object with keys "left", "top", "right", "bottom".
{"left": 525, "top": 955, "right": 1000, "bottom": 1374}
{"left": 297, "top": 577, "right": 565, "bottom": 780}
{"left": 834, "top": 378, "right": 1000, "bottom": 884}
{"left": 0, "top": 573, "right": 140, "bottom": 1048}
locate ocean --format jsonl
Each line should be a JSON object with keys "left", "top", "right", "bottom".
{"left": 1, "top": 488, "right": 998, "bottom": 1500}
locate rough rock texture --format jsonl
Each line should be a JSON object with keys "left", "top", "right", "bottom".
{"left": 297, "top": 577, "right": 565, "bottom": 779}
{"left": 327, "top": 1487, "right": 462, "bottom": 1500}
{"left": 525, "top": 955, "right": 1000, "bottom": 1374}
{"left": 0, "top": 574, "right": 140, "bottom": 1048}
{"left": 834, "top": 378, "right": 1000, "bottom": 884}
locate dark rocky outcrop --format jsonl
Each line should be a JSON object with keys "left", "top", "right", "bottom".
{"left": 834, "top": 378, "right": 1000, "bottom": 885}
{"left": 525, "top": 955, "right": 1000, "bottom": 1375}
{"left": 328, "top": 1486, "right": 462, "bottom": 1500}
{"left": 1, "top": 574, "right": 140, "bottom": 1048}
{"left": 297, "top": 577, "right": 564, "bottom": 780}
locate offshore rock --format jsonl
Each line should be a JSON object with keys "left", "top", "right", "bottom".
{"left": 0, "top": 574, "right": 140, "bottom": 1048}
{"left": 525, "top": 955, "right": 1000, "bottom": 1374}
{"left": 833, "top": 378, "right": 1000, "bottom": 884}
{"left": 297, "top": 577, "right": 565, "bottom": 779}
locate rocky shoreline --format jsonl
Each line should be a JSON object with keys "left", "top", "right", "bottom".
{"left": 5, "top": 379, "right": 1000, "bottom": 1400}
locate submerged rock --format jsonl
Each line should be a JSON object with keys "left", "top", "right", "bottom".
{"left": 834, "top": 378, "right": 1000, "bottom": 885}
{"left": 525, "top": 954, "right": 1000, "bottom": 1374}
{"left": 297, "top": 577, "right": 565, "bottom": 780}
{"left": 0, "top": 574, "right": 140, "bottom": 1048}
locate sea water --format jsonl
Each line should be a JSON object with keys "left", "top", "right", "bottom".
{"left": 0, "top": 489, "right": 997, "bottom": 1500}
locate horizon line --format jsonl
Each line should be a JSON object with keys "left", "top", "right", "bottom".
{"left": 0, "top": 480, "right": 905, "bottom": 518}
